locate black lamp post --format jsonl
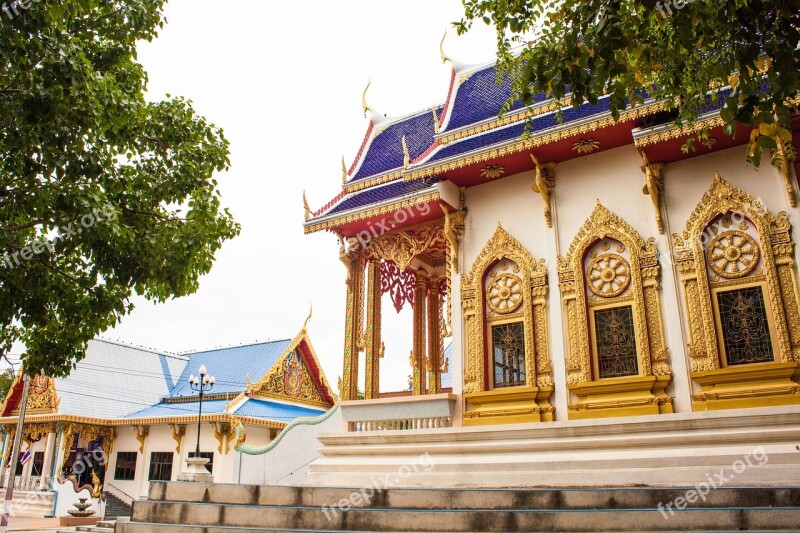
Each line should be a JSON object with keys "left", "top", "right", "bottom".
{"left": 188, "top": 364, "right": 215, "bottom": 457}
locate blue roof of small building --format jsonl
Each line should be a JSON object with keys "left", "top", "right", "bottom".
{"left": 234, "top": 398, "right": 325, "bottom": 421}
{"left": 324, "top": 177, "right": 440, "bottom": 217}
{"left": 124, "top": 397, "right": 325, "bottom": 424}
{"left": 169, "top": 340, "right": 292, "bottom": 398}
{"left": 54, "top": 339, "right": 189, "bottom": 420}
{"left": 349, "top": 107, "right": 442, "bottom": 183}
{"left": 124, "top": 399, "right": 230, "bottom": 419}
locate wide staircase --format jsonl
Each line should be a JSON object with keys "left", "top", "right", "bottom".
{"left": 115, "top": 482, "right": 800, "bottom": 532}
{"left": 104, "top": 492, "right": 132, "bottom": 519}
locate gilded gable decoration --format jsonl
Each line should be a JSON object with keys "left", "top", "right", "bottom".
{"left": 558, "top": 202, "right": 672, "bottom": 419}
{"left": 672, "top": 172, "right": 800, "bottom": 410}
{"left": 461, "top": 224, "right": 553, "bottom": 425}
{"left": 250, "top": 349, "right": 328, "bottom": 409}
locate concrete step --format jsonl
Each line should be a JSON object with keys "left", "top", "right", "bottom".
{"left": 148, "top": 482, "right": 800, "bottom": 511}
{"left": 75, "top": 527, "right": 114, "bottom": 533}
{"left": 120, "top": 506, "right": 800, "bottom": 533}
{"left": 123, "top": 482, "right": 800, "bottom": 532}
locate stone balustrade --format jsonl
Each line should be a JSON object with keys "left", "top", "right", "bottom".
{"left": 340, "top": 393, "right": 457, "bottom": 432}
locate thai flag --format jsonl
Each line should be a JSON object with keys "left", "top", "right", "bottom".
{"left": 19, "top": 450, "right": 31, "bottom": 466}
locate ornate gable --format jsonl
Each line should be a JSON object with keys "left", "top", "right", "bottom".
{"left": 249, "top": 331, "right": 335, "bottom": 409}
{"left": 1, "top": 370, "right": 60, "bottom": 417}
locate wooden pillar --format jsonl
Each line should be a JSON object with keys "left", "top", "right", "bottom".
{"left": 364, "top": 258, "right": 382, "bottom": 400}
{"left": 427, "top": 277, "right": 443, "bottom": 394}
{"left": 341, "top": 249, "right": 365, "bottom": 401}
{"left": 411, "top": 270, "right": 428, "bottom": 395}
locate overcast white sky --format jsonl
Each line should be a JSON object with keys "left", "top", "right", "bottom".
{"left": 97, "top": 0, "right": 498, "bottom": 393}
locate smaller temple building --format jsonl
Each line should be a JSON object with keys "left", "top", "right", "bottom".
{"left": 0, "top": 322, "right": 335, "bottom": 514}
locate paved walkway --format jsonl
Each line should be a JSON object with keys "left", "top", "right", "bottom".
{"left": 5, "top": 517, "right": 68, "bottom": 532}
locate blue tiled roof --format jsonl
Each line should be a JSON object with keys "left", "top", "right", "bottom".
{"left": 234, "top": 398, "right": 325, "bottom": 421}
{"left": 169, "top": 340, "right": 292, "bottom": 398}
{"left": 445, "top": 65, "right": 541, "bottom": 132}
{"left": 441, "top": 342, "right": 453, "bottom": 389}
{"left": 429, "top": 97, "right": 612, "bottom": 164}
{"left": 124, "top": 399, "right": 230, "bottom": 419}
{"left": 325, "top": 177, "right": 440, "bottom": 216}
{"left": 350, "top": 107, "right": 442, "bottom": 182}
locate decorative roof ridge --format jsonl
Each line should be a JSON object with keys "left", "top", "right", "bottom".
{"left": 179, "top": 338, "right": 292, "bottom": 356}
{"left": 312, "top": 189, "right": 347, "bottom": 218}
{"left": 438, "top": 59, "right": 504, "bottom": 132}
{"left": 346, "top": 121, "right": 374, "bottom": 177}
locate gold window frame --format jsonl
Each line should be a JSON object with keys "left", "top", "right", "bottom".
{"left": 710, "top": 280, "right": 780, "bottom": 369}
{"left": 588, "top": 300, "right": 639, "bottom": 380}
{"left": 486, "top": 316, "right": 527, "bottom": 390}
{"left": 461, "top": 224, "right": 551, "bottom": 393}
{"left": 673, "top": 173, "right": 800, "bottom": 370}
{"left": 558, "top": 202, "right": 672, "bottom": 419}
{"left": 673, "top": 173, "right": 800, "bottom": 411}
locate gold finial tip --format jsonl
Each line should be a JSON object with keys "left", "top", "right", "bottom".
{"left": 440, "top": 31, "right": 450, "bottom": 64}
{"left": 302, "top": 302, "right": 313, "bottom": 333}
{"left": 362, "top": 80, "right": 373, "bottom": 115}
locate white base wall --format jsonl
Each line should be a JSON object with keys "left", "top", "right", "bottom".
{"left": 235, "top": 407, "right": 343, "bottom": 486}
{"left": 305, "top": 405, "right": 800, "bottom": 488}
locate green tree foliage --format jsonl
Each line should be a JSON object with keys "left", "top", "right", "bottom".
{"left": 0, "top": 367, "right": 14, "bottom": 401}
{"left": 1, "top": 1, "right": 240, "bottom": 375}
{"left": 457, "top": 0, "right": 799, "bottom": 166}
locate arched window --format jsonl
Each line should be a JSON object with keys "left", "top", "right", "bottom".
{"left": 461, "top": 224, "right": 553, "bottom": 425}
{"left": 558, "top": 202, "right": 671, "bottom": 419}
{"left": 673, "top": 173, "right": 800, "bottom": 410}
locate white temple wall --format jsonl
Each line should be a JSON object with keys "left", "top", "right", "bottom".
{"left": 453, "top": 143, "right": 798, "bottom": 416}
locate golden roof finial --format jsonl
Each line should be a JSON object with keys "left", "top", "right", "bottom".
{"left": 302, "top": 302, "right": 313, "bottom": 333}
{"left": 341, "top": 155, "right": 348, "bottom": 184}
{"left": 402, "top": 135, "right": 411, "bottom": 169}
{"left": 440, "top": 31, "right": 451, "bottom": 64}
{"left": 362, "top": 80, "right": 374, "bottom": 116}
{"left": 303, "top": 190, "right": 311, "bottom": 222}
{"left": 431, "top": 106, "right": 440, "bottom": 134}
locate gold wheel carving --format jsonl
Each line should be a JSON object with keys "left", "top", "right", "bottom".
{"left": 487, "top": 273, "right": 523, "bottom": 314}
{"left": 708, "top": 230, "right": 759, "bottom": 279}
{"left": 587, "top": 253, "right": 631, "bottom": 297}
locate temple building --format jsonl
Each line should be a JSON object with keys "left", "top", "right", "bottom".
{"left": 0, "top": 321, "right": 335, "bottom": 514}
{"left": 301, "top": 45, "right": 800, "bottom": 486}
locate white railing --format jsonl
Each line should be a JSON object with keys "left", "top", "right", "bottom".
{"left": 348, "top": 417, "right": 452, "bottom": 432}
{"left": 341, "top": 393, "right": 457, "bottom": 433}
{"left": 0, "top": 475, "right": 52, "bottom": 491}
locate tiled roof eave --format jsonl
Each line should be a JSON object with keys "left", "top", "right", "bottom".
{"left": 633, "top": 110, "right": 723, "bottom": 148}
{"left": 403, "top": 99, "right": 668, "bottom": 181}
{"left": 303, "top": 187, "right": 441, "bottom": 234}
{"left": 435, "top": 94, "right": 574, "bottom": 145}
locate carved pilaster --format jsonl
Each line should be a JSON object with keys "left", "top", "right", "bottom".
{"left": 770, "top": 213, "right": 800, "bottom": 360}
{"left": 364, "top": 259, "right": 382, "bottom": 399}
{"left": 411, "top": 272, "right": 428, "bottom": 395}
{"left": 557, "top": 258, "right": 586, "bottom": 384}
{"left": 532, "top": 284, "right": 553, "bottom": 387}
{"left": 427, "top": 278, "right": 442, "bottom": 394}
{"left": 341, "top": 249, "right": 364, "bottom": 401}
{"left": 461, "top": 285, "right": 479, "bottom": 393}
